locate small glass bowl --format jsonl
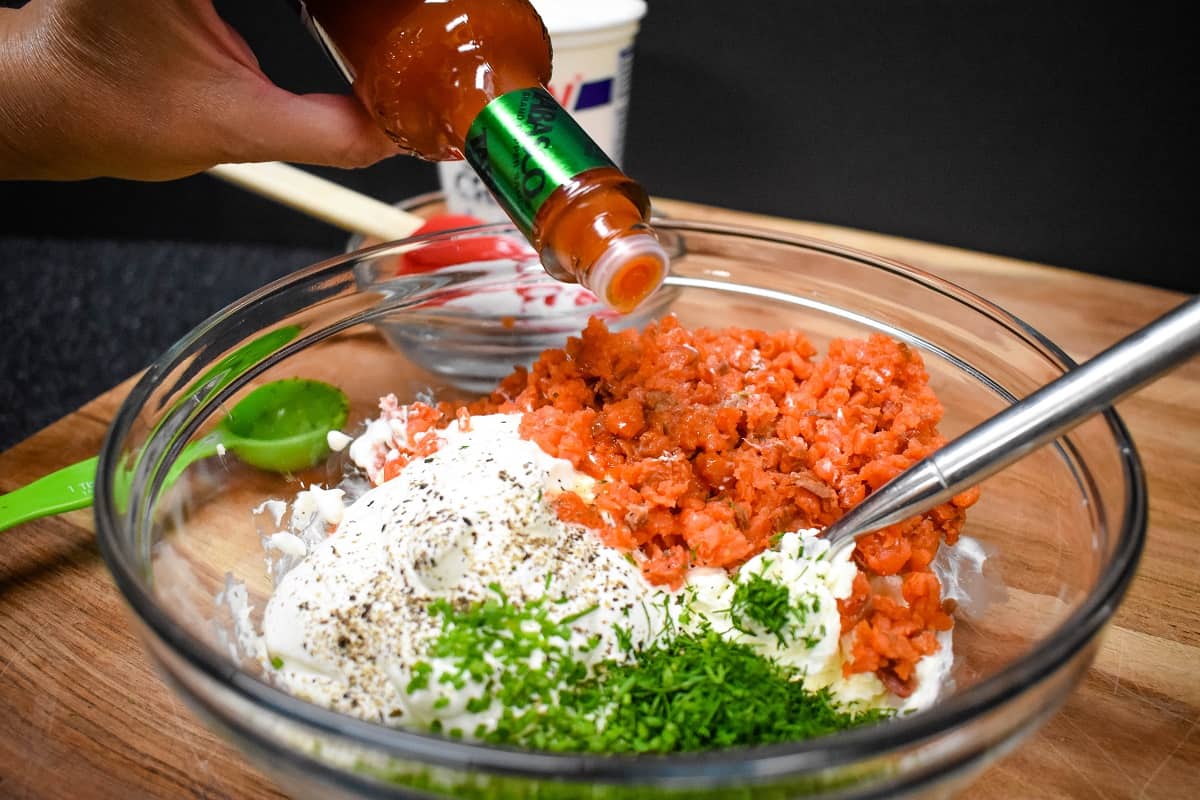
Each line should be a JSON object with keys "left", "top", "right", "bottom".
{"left": 349, "top": 192, "right": 681, "bottom": 392}
{"left": 95, "top": 218, "right": 1145, "bottom": 799}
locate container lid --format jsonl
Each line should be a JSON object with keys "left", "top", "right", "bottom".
{"left": 529, "top": 0, "right": 648, "bottom": 35}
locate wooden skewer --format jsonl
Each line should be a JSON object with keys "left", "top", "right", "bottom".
{"left": 206, "top": 161, "right": 426, "bottom": 243}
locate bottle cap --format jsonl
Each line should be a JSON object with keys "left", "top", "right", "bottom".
{"left": 530, "top": 0, "right": 648, "bottom": 36}
{"left": 584, "top": 232, "right": 669, "bottom": 313}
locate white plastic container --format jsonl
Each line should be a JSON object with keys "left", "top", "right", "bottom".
{"left": 437, "top": 0, "right": 650, "bottom": 222}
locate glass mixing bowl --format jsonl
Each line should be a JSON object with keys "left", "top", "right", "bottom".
{"left": 94, "top": 220, "right": 1145, "bottom": 799}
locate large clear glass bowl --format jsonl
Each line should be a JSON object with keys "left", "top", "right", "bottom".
{"left": 94, "top": 219, "right": 1145, "bottom": 799}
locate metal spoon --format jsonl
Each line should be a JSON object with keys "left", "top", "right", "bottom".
{"left": 0, "top": 378, "right": 349, "bottom": 532}
{"left": 823, "top": 295, "right": 1200, "bottom": 552}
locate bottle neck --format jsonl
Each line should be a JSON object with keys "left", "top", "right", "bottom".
{"left": 466, "top": 86, "right": 666, "bottom": 310}
{"left": 465, "top": 87, "right": 617, "bottom": 239}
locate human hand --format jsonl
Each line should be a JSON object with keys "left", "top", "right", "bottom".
{"left": 0, "top": 0, "right": 398, "bottom": 181}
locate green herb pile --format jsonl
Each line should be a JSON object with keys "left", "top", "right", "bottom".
{"left": 405, "top": 584, "right": 891, "bottom": 754}
{"left": 407, "top": 586, "right": 600, "bottom": 740}
{"left": 728, "top": 565, "right": 825, "bottom": 649}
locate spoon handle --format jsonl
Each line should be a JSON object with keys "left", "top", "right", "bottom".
{"left": 207, "top": 162, "right": 425, "bottom": 242}
{"left": 0, "top": 432, "right": 225, "bottom": 534}
{"left": 0, "top": 457, "right": 99, "bottom": 532}
{"left": 825, "top": 295, "right": 1200, "bottom": 547}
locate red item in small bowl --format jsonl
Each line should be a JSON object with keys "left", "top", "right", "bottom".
{"left": 399, "top": 214, "right": 532, "bottom": 275}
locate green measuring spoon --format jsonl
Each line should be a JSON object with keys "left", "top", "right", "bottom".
{"left": 0, "top": 378, "right": 350, "bottom": 533}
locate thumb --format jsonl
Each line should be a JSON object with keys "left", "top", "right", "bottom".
{"left": 226, "top": 87, "right": 401, "bottom": 169}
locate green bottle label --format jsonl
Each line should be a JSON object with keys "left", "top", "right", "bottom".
{"left": 465, "top": 87, "right": 615, "bottom": 237}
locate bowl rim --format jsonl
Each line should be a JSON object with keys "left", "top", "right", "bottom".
{"left": 94, "top": 218, "right": 1148, "bottom": 783}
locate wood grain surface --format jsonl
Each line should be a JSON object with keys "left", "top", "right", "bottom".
{"left": 1, "top": 199, "right": 1196, "bottom": 799}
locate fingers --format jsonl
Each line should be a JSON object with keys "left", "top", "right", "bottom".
{"left": 225, "top": 87, "right": 402, "bottom": 170}
{"left": 6, "top": 0, "right": 404, "bottom": 179}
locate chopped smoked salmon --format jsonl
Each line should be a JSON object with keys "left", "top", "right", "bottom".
{"left": 459, "top": 315, "right": 980, "bottom": 684}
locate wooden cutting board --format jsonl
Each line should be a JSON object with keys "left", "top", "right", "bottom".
{"left": 1, "top": 199, "right": 1196, "bottom": 800}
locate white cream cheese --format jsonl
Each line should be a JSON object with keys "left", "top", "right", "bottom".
{"left": 686, "top": 531, "right": 857, "bottom": 694}
{"left": 293, "top": 485, "right": 347, "bottom": 529}
{"left": 326, "top": 430, "right": 354, "bottom": 453}
{"left": 262, "top": 414, "right": 668, "bottom": 728}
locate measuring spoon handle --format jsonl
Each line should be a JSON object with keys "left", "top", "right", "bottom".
{"left": 0, "top": 431, "right": 226, "bottom": 533}
{"left": 0, "top": 457, "right": 98, "bottom": 532}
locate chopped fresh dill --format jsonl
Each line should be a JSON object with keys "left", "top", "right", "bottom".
{"left": 410, "top": 591, "right": 891, "bottom": 754}
{"left": 802, "top": 625, "right": 825, "bottom": 649}
{"left": 534, "top": 629, "right": 893, "bottom": 754}
{"left": 728, "top": 571, "right": 802, "bottom": 647}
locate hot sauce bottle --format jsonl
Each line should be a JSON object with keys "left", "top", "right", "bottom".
{"left": 297, "top": 0, "right": 667, "bottom": 312}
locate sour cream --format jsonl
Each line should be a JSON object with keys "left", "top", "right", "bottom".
{"left": 262, "top": 414, "right": 669, "bottom": 728}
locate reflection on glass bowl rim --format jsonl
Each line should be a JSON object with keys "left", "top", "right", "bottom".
{"left": 94, "top": 218, "right": 1146, "bottom": 800}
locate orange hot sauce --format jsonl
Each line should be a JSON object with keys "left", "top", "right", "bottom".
{"left": 299, "top": 0, "right": 667, "bottom": 311}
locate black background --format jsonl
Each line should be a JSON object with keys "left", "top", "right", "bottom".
{"left": 1, "top": 0, "right": 1196, "bottom": 448}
